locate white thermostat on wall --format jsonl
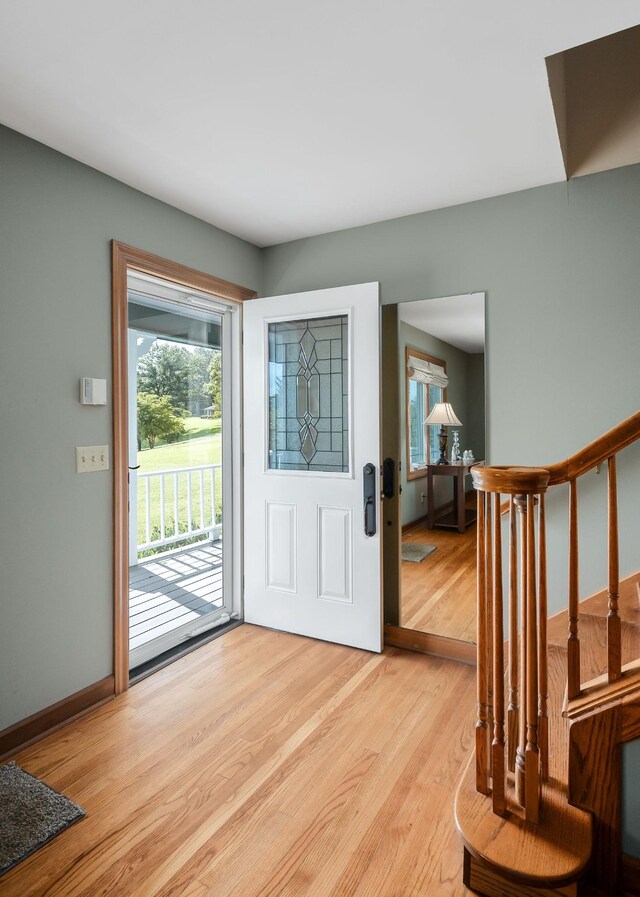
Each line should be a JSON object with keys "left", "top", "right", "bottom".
{"left": 80, "top": 377, "right": 107, "bottom": 405}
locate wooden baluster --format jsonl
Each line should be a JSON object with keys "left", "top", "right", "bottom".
{"left": 492, "top": 493, "right": 506, "bottom": 815}
{"left": 537, "top": 493, "right": 549, "bottom": 783}
{"left": 608, "top": 456, "right": 622, "bottom": 682}
{"left": 525, "top": 494, "right": 540, "bottom": 823}
{"left": 486, "top": 496, "right": 494, "bottom": 777}
{"left": 507, "top": 499, "right": 518, "bottom": 773}
{"left": 567, "top": 479, "right": 581, "bottom": 700}
{"left": 515, "top": 495, "right": 527, "bottom": 808}
{"left": 475, "top": 490, "right": 490, "bottom": 794}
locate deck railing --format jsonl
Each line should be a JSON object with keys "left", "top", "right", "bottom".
{"left": 136, "top": 464, "right": 222, "bottom": 552}
{"left": 471, "top": 410, "right": 640, "bottom": 824}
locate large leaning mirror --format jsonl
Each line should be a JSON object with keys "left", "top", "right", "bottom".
{"left": 397, "top": 292, "right": 486, "bottom": 646}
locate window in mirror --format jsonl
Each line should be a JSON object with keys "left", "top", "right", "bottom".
{"left": 406, "top": 349, "right": 446, "bottom": 479}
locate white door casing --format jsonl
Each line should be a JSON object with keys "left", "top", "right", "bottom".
{"left": 243, "top": 282, "right": 382, "bottom": 652}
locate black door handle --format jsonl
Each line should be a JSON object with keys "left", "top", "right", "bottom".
{"left": 363, "top": 463, "right": 376, "bottom": 536}
{"left": 127, "top": 465, "right": 140, "bottom": 493}
{"left": 382, "top": 457, "right": 395, "bottom": 499}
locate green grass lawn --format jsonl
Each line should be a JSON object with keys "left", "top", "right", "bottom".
{"left": 137, "top": 434, "right": 222, "bottom": 472}
{"left": 139, "top": 415, "right": 221, "bottom": 451}
{"left": 135, "top": 418, "right": 223, "bottom": 552}
{"left": 183, "top": 416, "right": 221, "bottom": 438}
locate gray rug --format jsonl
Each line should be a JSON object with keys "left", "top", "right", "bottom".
{"left": 0, "top": 761, "right": 85, "bottom": 876}
{"left": 402, "top": 543, "right": 437, "bottom": 563}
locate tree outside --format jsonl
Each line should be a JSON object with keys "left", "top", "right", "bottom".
{"left": 136, "top": 341, "right": 222, "bottom": 417}
{"left": 208, "top": 351, "right": 222, "bottom": 416}
{"left": 134, "top": 340, "right": 223, "bottom": 556}
{"left": 137, "top": 392, "right": 186, "bottom": 450}
{"left": 138, "top": 343, "right": 191, "bottom": 410}
{"left": 188, "top": 347, "right": 214, "bottom": 413}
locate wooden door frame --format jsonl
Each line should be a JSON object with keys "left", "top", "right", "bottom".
{"left": 111, "top": 241, "right": 256, "bottom": 694}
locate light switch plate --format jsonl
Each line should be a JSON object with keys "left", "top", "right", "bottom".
{"left": 76, "top": 445, "right": 110, "bottom": 473}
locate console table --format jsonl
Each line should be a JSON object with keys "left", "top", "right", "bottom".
{"left": 426, "top": 461, "right": 484, "bottom": 534}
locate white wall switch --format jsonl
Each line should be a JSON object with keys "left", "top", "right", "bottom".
{"left": 76, "top": 445, "right": 110, "bottom": 473}
{"left": 80, "top": 378, "right": 107, "bottom": 405}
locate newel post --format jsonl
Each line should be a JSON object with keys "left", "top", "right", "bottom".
{"left": 471, "top": 466, "right": 550, "bottom": 823}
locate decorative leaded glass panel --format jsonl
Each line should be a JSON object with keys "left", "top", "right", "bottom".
{"left": 268, "top": 315, "right": 349, "bottom": 472}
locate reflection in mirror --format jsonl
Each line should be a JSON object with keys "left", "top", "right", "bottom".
{"left": 406, "top": 349, "right": 446, "bottom": 472}
{"left": 398, "top": 293, "right": 486, "bottom": 645}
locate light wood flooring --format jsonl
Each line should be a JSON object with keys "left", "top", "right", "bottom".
{"left": 400, "top": 513, "right": 477, "bottom": 643}
{"left": 4, "top": 626, "right": 475, "bottom": 897}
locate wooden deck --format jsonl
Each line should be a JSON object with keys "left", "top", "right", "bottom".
{"left": 129, "top": 541, "right": 223, "bottom": 655}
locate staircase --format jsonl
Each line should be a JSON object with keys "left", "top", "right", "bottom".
{"left": 454, "top": 412, "right": 640, "bottom": 896}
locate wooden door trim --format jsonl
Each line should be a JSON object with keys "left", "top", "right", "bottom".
{"left": 111, "top": 241, "right": 256, "bottom": 694}
{"left": 0, "top": 676, "right": 115, "bottom": 760}
{"left": 384, "top": 624, "right": 477, "bottom": 666}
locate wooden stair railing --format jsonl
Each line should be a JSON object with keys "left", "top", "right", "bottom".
{"left": 472, "top": 465, "right": 551, "bottom": 823}
{"left": 460, "top": 410, "right": 640, "bottom": 894}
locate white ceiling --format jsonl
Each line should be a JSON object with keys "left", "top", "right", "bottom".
{"left": 1, "top": 2, "right": 638, "bottom": 247}
{"left": 399, "top": 293, "right": 485, "bottom": 353}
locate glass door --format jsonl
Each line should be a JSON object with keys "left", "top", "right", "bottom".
{"left": 127, "top": 274, "right": 235, "bottom": 672}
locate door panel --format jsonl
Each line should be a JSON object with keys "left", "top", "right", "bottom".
{"left": 318, "top": 506, "right": 352, "bottom": 603}
{"left": 243, "top": 282, "right": 382, "bottom": 652}
{"left": 266, "top": 501, "right": 297, "bottom": 592}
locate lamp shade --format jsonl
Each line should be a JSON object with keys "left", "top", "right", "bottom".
{"left": 425, "top": 402, "right": 462, "bottom": 427}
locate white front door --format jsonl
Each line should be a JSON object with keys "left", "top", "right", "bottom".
{"left": 243, "top": 282, "right": 382, "bottom": 652}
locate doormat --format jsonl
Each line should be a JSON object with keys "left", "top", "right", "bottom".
{"left": 0, "top": 761, "right": 86, "bottom": 877}
{"left": 402, "top": 543, "right": 437, "bottom": 563}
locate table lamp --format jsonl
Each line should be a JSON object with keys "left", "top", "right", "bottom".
{"left": 425, "top": 402, "right": 462, "bottom": 464}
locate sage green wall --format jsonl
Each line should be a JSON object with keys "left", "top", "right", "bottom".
{"left": 399, "top": 321, "right": 485, "bottom": 526}
{"left": 466, "top": 353, "right": 486, "bottom": 462}
{"left": 0, "top": 125, "right": 262, "bottom": 730}
{"left": 263, "top": 163, "right": 640, "bottom": 857}
{"left": 263, "top": 165, "right": 640, "bottom": 610}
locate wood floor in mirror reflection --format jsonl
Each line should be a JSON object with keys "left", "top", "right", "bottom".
{"left": 400, "top": 497, "right": 477, "bottom": 643}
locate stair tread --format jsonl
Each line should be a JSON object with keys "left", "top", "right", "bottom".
{"left": 565, "top": 658, "right": 640, "bottom": 720}
{"left": 455, "top": 644, "right": 592, "bottom": 886}
{"left": 455, "top": 758, "right": 591, "bottom": 886}
{"left": 547, "top": 572, "right": 640, "bottom": 647}
{"left": 581, "top": 574, "right": 640, "bottom": 625}
{"left": 548, "top": 614, "right": 640, "bottom": 684}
